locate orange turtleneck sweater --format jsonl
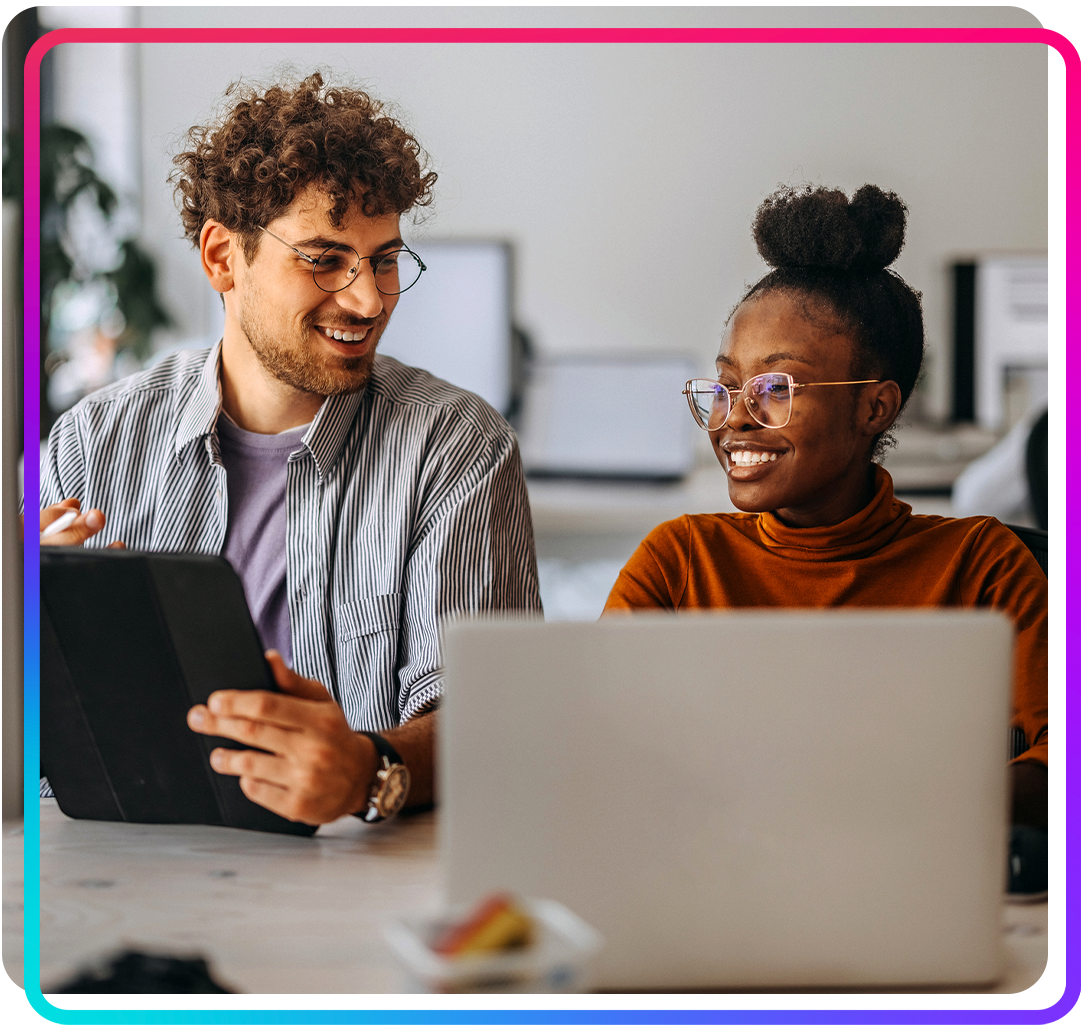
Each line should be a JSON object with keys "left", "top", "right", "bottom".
{"left": 603, "top": 466, "right": 1048, "bottom": 767}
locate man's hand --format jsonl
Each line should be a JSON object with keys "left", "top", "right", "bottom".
{"left": 186, "top": 651, "right": 380, "bottom": 825}
{"left": 36, "top": 498, "right": 125, "bottom": 548}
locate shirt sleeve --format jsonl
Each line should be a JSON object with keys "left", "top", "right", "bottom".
{"left": 38, "top": 413, "right": 86, "bottom": 799}
{"left": 395, "top": 427, "right": 542, "bottom": 721}
{"left": 602, "top": 518, "right": 691, "bottom": 612}
{"left": 965, "top": 521, "right": 1048, "bottom": 767}
{"left": 39, "top": 410, "right": 86, "bottom": 511}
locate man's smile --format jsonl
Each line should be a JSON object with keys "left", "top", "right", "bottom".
{"left": 310, "top": 317, "right": 382, "bottom": 352}
{"left": 318, "top": 325, "right": 371, "bottom": 343}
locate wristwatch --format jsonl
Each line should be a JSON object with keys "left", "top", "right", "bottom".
{"left": 358, "top": 731, "right": 411, "bottom": 823}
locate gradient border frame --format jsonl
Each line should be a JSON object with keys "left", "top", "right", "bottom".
{"left": 18, "top": 24, "right": 1082, "bottom": 1025}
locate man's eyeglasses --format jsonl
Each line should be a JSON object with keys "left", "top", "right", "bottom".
{"left": 683, "top": 373, "right": 880, "bottom": 430}
{"left": 258, "top": 226, "right": 426, "bottom": 296}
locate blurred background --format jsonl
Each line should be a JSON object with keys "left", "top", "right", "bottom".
{"left": 3, "top": 6, "right": 1052, "bottom": 816}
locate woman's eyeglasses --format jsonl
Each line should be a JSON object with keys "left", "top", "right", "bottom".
{"left": 683, "top": 373, "right": 880, "bottom": 430}
{"left": 258, "top": 226, "right": 426, "bottom": 296}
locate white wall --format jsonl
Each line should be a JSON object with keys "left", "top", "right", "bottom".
{"left": 62, "top": 6, "right": 1046, "bottom": 421}
{"left": 40, "top": 6, "right": 140, "bottom": 216}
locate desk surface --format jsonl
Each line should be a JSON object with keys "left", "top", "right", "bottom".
{"left": 10, "top": 801, "right": 442, "bottom": 994}
{"left": 5, "top": 801, "right": 1048, "bottom": 995}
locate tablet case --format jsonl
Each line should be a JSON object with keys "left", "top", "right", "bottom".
{"left": 40, "top": 549, "right": 318, "bottom": 836}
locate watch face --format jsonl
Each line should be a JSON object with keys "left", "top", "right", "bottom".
{"left": 375, "top": 764, "right": 411, "bottom": 818}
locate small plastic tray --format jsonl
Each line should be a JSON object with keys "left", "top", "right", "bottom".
{"left": 385, "top": 898, "right": 603, "bottom": 993}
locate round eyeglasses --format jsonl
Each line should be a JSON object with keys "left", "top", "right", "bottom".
{"left": 258, "top": 226, "right": 427, "bottom": 296}
{"left": 683, "top": 373, "right": 880, "bottom": 431}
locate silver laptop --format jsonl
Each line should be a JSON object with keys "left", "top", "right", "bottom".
{"left": 441, "top": 609, "right": 1013, "bottom": 990}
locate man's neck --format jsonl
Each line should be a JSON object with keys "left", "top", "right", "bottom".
{"left": 219, "top": 333, "right": 324, "bottom": 435}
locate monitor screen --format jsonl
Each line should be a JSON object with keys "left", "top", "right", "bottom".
{"left": 379, "top": 240, "right": 513, "bottom": 416}
{"left": 518, "top": 356, "right": 696, "bottom": 480}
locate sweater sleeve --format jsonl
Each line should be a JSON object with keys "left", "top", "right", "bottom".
{"left": 602, "top": 517, "right": 690, "bottom": 612}
{"left": 964, "top": 521, "right": 1048, "bottom": 767}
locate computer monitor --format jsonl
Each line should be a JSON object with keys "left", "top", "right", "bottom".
{"left": 379, "top": 239, "right": 514, "bottom": 417}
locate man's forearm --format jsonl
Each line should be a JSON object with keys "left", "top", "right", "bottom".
{"left": 383, "top": 711, "right": 437, "bottom": 809}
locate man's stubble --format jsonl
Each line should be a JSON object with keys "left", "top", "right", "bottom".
{"left": 237, "top": 277, "right": 383, "bottom": 398}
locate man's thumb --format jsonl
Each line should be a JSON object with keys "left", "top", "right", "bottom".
{"left": 265, "top": 650, "right": 331, "bottom": 700}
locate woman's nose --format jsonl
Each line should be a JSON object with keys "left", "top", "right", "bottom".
{"left": 724, "top": 389, "right": 759, "bottom": 430}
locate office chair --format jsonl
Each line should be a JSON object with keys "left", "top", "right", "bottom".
{"left": 1005, "top": 523, "right": 1047, "bottom": 577}
{"left": 1003, "top": 518, "right": 1048, "bottom": 897}
{"left": 1003, "top": 521, "right": 1046, "bottom": 764}
{"left": 1025, "top": 409, "right": 1047, "bottom": 530}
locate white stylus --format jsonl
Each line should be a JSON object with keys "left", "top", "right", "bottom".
{"left": 41, "top": 509, "right": 79, "bottom": 539}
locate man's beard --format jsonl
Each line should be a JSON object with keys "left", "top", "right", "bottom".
{"left": 238, "top": 288, "right": 383, "bottom": 398}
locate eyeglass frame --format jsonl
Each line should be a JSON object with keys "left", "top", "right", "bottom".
{"left": 683, "top": 373, "right": 881, "bottom": 430}
{"left": 257, "top": 226, "right": 427, "bottom": 296}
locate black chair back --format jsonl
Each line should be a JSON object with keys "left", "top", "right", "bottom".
{"left": 1004, "top": 523, "right": 1046, "bottom": 762}
{"left": 1006, "top": 524, "right": 1047, "bottom": 577}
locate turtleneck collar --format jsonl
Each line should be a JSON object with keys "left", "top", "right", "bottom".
{"left": 755, "top": 465, "right": 913, "bottom": 561}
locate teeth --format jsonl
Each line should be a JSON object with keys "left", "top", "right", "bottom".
{"left": 322, "top": 327, "right": 367, "bottom": 343}
{"left": 729, "top": 450, "right": 778, "bottom": 466}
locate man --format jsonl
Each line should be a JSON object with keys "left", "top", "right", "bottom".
{"left": 39, "top": 72, "right": 541, "bottom": 826}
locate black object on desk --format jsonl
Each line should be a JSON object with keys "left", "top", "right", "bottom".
{"left": 40, "top": 549, "right": 317, "bottom": 836}
{"left": 51, "top": 949, "right": 234, "bottom": 994}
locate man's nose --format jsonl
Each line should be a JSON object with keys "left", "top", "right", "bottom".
{"left": 333, "top": 268, "right": 385, "bottom": 320}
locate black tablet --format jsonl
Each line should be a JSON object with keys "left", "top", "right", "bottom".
{"left": 40, "top": 548, "right": 317, "bottom": 836}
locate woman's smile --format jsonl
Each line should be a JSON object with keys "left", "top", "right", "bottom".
{"left": 721, "top": 443, "right": 786, "bottom": 478}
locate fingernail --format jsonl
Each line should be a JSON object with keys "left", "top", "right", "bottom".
{"left": 210, "top": 750, "right": 223, "bottom": 770}
{"left": 208, "top": 695, "right": 222, "bottom": 713}
{"left": 188, "top": 708, "right": 204, "bottom": 728}
{"left": 85, "top": 510, "right": 103, "bottom": 530}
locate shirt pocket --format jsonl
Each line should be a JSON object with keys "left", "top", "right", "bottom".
{"left": 333, "top": 592, "right": 403, "bottom": 731}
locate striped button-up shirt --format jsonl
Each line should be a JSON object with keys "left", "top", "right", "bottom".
{"left": 41, "top": 343, "right": 542, "bottom": 732}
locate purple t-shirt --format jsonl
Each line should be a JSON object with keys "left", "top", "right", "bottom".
{"left": 217, "top": 413, "right": 310, "bottom": 665}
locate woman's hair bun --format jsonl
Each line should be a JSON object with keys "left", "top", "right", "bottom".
{"left": 752, "top": 183, "right": 907, "bottom": 271}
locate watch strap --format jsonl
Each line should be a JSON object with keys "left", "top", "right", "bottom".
{"left": 357, "top": 731, "right": 408, "bottom": 822}
{"left": 359, "top": 730, "right": 404, "bottom": 768}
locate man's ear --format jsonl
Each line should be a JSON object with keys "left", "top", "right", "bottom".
{"left": 858, "top": 380, "right": 902, "bottom": 438}
{"left": 200, "top": 221, "right": 240, "bottom": 293}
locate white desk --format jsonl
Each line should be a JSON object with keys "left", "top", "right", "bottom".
{"left": 4, "top": 801, "right": 1047, "bottom": 995}
{"left": 9, "top": 801, "right": 442, "bottom": 994}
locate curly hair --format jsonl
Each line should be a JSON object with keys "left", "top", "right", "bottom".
{"left": 737, "top": 184, "right": 925, "bottom": 458}
{"left": 171, "top": 72, "right": 437, "bottom": 261}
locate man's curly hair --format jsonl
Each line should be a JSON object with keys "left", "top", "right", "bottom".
{"left": 171, "top": 72, "right": 437, "bottom": 261}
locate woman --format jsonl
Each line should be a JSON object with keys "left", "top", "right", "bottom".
{"left": 604, "top": 184, "right": 1047, "bottom": 831}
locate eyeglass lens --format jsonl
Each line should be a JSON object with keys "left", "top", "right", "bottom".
{"left": 688, "top": 374, "right": 793, "bottom": 430}
{"left": 312, "top": 247, "right": 424, "bottom": 296}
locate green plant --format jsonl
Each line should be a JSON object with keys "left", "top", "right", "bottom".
{"left": 25, "top": 124, "right": 171, "bottom": 435}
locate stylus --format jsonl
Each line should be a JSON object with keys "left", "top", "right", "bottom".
{"left": 41, "top": 510, "right": 79, "bottom": 539}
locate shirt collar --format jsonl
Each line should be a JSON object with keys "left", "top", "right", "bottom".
{"left": 754, "top": 465, "right": 914, "bottom": 561}
{"left": 174, "top": 343, "right": 224, "bottom": 458}
{"left": 172, "top": 340, "right": 367, "bottom": 480}
{"left": 299, "top": 388, "right": 367, "bottom": 481}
